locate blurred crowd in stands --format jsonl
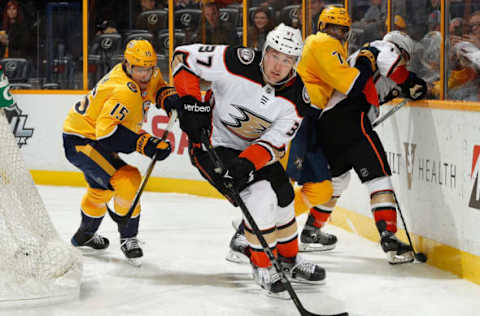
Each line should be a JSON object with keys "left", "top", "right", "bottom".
{"left": 0, "top": 0, "right": 478, "bottom": 100}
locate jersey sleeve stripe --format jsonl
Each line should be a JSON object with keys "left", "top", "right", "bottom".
{"left": 173, "top": 68, "right": 201, "bottom": 100}
{"left": 258, "top": 140, "right": 286, "bottom": 162}
{"left": 388, "top": 64, "right": 409, "bottom": 84}
{"left": 239, "top": 143, "right": 272, "bottom": 170}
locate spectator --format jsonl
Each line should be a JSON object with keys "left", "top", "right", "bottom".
{"left": 0, "top": 0, "right": 32, "bottom": 59}
{"left": 446, "top": 41, "right": 479, "bottom": 100}
{"left": 247, "top": 6, "right": 274, "bottom": 50}
{"left": 464, "top": 11, "right": 480, "bottom": 49}
{"left": 175, "top": 0, "right": 199, "bottom": 10}
{"left": 427, "top": 9, "right": 441, "bottom": 32}
{"left": 96, "top": 19, "right": 119, "bottom": 35}
{"left": 310, "top": 0, "right": 325, "bottom": 33}
{"left": 361, "top": 0, "right": 384, "bottom": 24}
{"left": 193, "top": 2, "right": 238, "bottom": 45}
{"left": 135, "top": 0, "right": 162, "bottom": 30}
{"left": 417, "top": 31, "right": 441, "bottom": 97}
{"left": 391, "top": 14, "right": 407, "bottom": 31}
{"left": 139, "top": 0, "right": 157, "bottom": 11}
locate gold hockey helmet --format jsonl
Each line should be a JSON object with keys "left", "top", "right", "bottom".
{"left": 317, "top": 6, "right": 352, "bottom": 32}
{"left": 124, "top": 40, "right": 157, "bottom": 68}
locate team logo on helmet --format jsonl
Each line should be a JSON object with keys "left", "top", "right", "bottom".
{"left": 302, "top": 86, "right": 310, "bottom": 104}
{"left": 237, "top": 48, "right": 255, "bottom": 65}
{"left": 127, "top": 81, "right": 138, "bottom": 93}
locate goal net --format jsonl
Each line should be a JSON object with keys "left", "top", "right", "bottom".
{"left": 0, "top": 109, "right": 82, "bottom": 307}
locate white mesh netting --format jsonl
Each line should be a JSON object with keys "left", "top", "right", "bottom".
{"left": 0, "top": 110, "right": 82, "bottom": 306}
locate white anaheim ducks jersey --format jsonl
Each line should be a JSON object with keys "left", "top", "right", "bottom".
{"left": 172, "top": 44, "right": 309, "bottom": 164}
{"left": 325, "top": 40, "right": 406, "bottom": 110}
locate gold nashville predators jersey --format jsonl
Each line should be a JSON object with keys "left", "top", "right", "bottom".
{"left": 63, "top": 63, "right": 168, "bottom": 141}
{"left": 297, "top": 32, "right": 359, "bottom": 109}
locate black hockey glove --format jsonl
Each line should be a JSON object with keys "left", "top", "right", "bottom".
{"left": 223, "top": 156, "right": 255, "bottom": 190}
{"left": 156, "top": 86, "right": 181, "bottom": 115}
{"left": 179, "top": 95, "right": 212, "bottom": 143}
{"left": 136, "top": 133, "right": 172, "bottom": 161}
{"left": 356, "top": 46, "right": 380, "bottom": 74}
{"left": 401, "top": 72, "right": 427, "bottom": 101}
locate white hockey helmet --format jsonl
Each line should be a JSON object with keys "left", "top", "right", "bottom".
{"left": 383, "top": 31, "right": 414, "bottom": 60}
{"left": 261, "top": 23, "right": 303, "bottom": 85}
{"left": 263, "top": 23, "right": 303, "bottom": 61}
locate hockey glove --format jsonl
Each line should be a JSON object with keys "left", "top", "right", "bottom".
{"left": 156, "top": 86, "right": 181, "bottom": 115}
{"left": 356, "top": 46, "right": 380, "bottom": 74}
{"left": 136, "top": 133, "right": 172, "bottom": 161}
{"left": 401, "top": 72, "right": 427, "bottom": 101}
{"left": 179, "top": 95, "right": 212, "bottom": 143}
{"left": 223, "top": 156, "right": 255, "bottom": 190}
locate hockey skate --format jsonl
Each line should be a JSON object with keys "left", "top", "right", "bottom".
{"left": 252, "top": 265, "right": 289, "bottom": 300}
{"left": 71, "top": 230, "right": 109, "bottom": 253}
{"left": 225, "top": 220, "right": 251, "bottom": 264}
{"left": 225, "top": 229, "right": 250, "bottom": 264}
{"left": 380, "top": 231, "right": 414, "bottom": 264}
{"left": 299, "top": 224, "right": 337, "bottom": 252}
{"left": 120, "top": 237, "right": 143, "bottom": 267}
{"left": 279, "top": 254, "right": 326, "bottom": 284}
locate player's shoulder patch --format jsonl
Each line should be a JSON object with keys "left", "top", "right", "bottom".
{"left": 302, "top": 86, "right": 310, "bottom": 104}
{"left": 127, "top": 81, "right": 138, "bottom": 93}
{"left": 236, "top": 47, "right": 255, "bottom": 65}
{"left": 225, "top": 46, "right": 263, "bottom": 83}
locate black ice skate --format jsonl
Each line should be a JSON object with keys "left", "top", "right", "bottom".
{"left": 380, "top": 231, "right": 414, "bottom": 264}
{"left": 120, "top": 237, "right": 143, "bottom": 267}
{"left": 225, "top": 223, "right": 250, "bottom": 264}
{"left": 71, "top": 230, "right": 109, "bottom": 252}
{"left": 279, "top": 254, "right": 326, "bottom": 284}
{"left": 252, "top": 265, "right": 289, "bottom": 300}
{"left": 299, "top": 224, "right": 337, "bottom": 252}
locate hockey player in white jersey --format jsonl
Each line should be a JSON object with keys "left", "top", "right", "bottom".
{"left": 310, "top": 30, "right": 427, "bottom": 264}
{"left": 172, "top": 23, "right": 325, "bottom": 298}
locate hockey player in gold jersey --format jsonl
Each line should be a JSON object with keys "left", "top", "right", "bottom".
{"left": 292, "top": 5, "right": 379, "bottom": 252}
{"left": 63, "top": 40, "right": 178, "bottom": 264}
{"left": 296, "top": 6, "right": 427, "bottom": 263}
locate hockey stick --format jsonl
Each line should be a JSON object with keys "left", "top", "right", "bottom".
{"left": 119, "top": 109, "right": 178, "bottom": 226}
{"left": 372, "top": 99, "right": 408, "bottom": 128}
{"left": 393, "top": 192, "right": 427, "bottom": 263}
{"left": 200, "top": 130, "right": 348, "bottom": 316}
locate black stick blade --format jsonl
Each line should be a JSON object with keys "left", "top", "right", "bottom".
{"left": 415, "top": 252, "right": 428, "bottom": 263}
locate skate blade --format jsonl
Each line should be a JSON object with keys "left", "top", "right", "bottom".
{"left": 76, "top": 247, "right": 108, "bottom": 256}
{"left": 386, "top": 251, "right": 414, "bottom": 265}
{"left": 288, "top": 277, "right": 326, "bottom": 285}
{"left": 225, "top": 250, "right": 250, "bottom": 264}
{"left": 299, "top": 243, "right": 336, "bottom": 252}
{"left": 265, "top": 290, "right": 291, "bottom": 300}
{"left": 126, "top": 258, "right": 142, "bottom": 267}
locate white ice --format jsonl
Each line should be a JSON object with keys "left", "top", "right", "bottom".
{"left": 2, "top": 185, "right": 480, "bottom": 316}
